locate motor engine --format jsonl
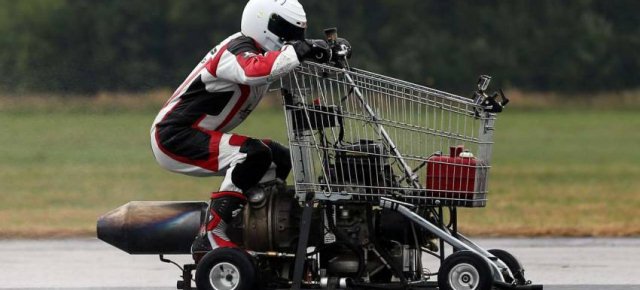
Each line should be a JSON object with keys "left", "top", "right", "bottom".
{"left": 228, "top": 183, "right": 427, "bottom": 285}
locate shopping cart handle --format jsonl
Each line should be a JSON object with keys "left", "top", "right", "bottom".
{"left": 498, "top": 89, "right": 510, "bottom": 107}
{"left": 479, "top": 89, "right": 509, "bottom": 113}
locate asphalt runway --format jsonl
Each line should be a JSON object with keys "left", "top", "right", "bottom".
{"left": 1, "top": 238, "right": 639, "bottom": 289}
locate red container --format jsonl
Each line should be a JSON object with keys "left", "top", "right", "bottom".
{"left": 426, "top": 146, "right": 487, "bottom": 206}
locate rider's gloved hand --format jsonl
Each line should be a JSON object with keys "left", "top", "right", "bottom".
{"left": 289, "top": 39, "right": 332, "bottom": 63}
{"left": 332, "top": 38, "right": 352, "bottom": 60}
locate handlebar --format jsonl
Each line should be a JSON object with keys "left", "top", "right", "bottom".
{"left": 320, "top": 27, "right": 507, "bottom": 114}
{"left": 473, "top": 75, "right": 509, "bottom": 114}
{"left": 323, "top": 27, "right": 351, "bottom": 68}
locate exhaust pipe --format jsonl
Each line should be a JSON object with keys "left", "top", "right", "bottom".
{"left": 97, "top": 201, "right": 207, "bottom": 254}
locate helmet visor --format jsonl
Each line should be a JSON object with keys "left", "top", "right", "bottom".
{"left": 268, "top": 14, "right": 305, "bottom": 42}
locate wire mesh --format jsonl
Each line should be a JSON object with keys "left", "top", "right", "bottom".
{"left": 281, "top": 63, "right": 496, "bottom": 207}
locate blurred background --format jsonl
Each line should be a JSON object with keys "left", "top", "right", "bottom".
{"left": 0, "top": 0, "right": 638, "bottom": 238}
{"left": 2, "top": 0, "right": 640, "bottom": 93}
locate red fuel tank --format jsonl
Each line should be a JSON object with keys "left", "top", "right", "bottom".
{"left": 426, "top": 146, "right": 487, "bottom": 207}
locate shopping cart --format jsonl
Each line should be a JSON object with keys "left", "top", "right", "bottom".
{"left": 282, "top": 63, "right": 496, "bottom": 208}
{"left": 277, "top": 39, "right": 541, "bottom": 289}
{"left": 97, "top": 34, "right": 541, "bottom": 290}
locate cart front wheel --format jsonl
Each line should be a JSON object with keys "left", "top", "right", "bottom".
{"left": 438, "top": 251, "right": 493, "bottom": 290}
{"left": 195, "top": 248, "right": 256, "bottom": 290}
{"left": 489, "top": 248, "right": 527, "bottom": 285}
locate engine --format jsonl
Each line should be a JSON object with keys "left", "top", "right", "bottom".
{"left": 319, "top": 204, "right": 424, "bottom": 281}
{"left": 230, "top": 184, "right": 428, "bottom": 285}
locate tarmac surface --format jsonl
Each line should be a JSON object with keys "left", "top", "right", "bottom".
{"left": 1, "top": 238, "right": 639, "bottom": 289}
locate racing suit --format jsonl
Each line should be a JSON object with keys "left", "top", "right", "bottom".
{"left": 150, "top": 32, "right": 300, "bottom": 250}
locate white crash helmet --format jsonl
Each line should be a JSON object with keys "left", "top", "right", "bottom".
{"left": 241, "top": 0, "right": 307, "bottom": 51}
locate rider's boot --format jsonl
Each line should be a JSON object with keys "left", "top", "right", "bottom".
{"left": 191, "top": 191, "right": 247, "bottom": 262}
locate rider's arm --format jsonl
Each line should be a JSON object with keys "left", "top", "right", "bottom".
{"left": 209, "top": 36, "right": 300, "bottom": 86}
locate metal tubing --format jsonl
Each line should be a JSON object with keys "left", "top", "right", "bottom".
{"left": 438, "top": 207, "right": 445, "bottom": 264}
{"left": 282, "top": 62, "right": 495, "bottom": 207}
{"left": 380, "top": 199, "right": 475, "bottom": 252}
{"left": 379, "top": 198, "right": 505, "bottom": 282}
{"left": 456, "top": 233, "right": 496, "bottom": 259}
{"left": 343, "top": 72, "right": 421, "bottom": 189}
{"left": 291, "top": 194, "right": 314, "bottom": 290}
{"left": 455, "top": 232, "right": 514, "bottom": 280}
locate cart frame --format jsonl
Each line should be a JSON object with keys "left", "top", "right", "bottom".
{"left": 279, "top": 61, "right": 538, "bottom": 290}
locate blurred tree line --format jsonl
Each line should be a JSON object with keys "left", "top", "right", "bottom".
{"left": 0, "top": 0, "right": 638, "bottom": 94}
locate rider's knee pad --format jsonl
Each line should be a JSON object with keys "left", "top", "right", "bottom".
{"left": 232, "top": 138, "right": 273, "bottom": 190}
{"left": 241, "top": 138, "right": 272, "bottom": 167}
{"left": 265, "top": 140, "right": 291, "bottom": 179}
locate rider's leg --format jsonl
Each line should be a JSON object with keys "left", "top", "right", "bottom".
{"left": 195, "top": 137, "right": 274, "bottom": 256}
{"left": 152, "top": 128, "right": 279, "bottom": 255}
{"left": 262, "top": 139, "right": 291, "bottom": 181}
{"left": 229, "top": 138, "right": 273, "bottom": 191}
{"left": 205, "top": 191, "right": 247, "bottom": 247}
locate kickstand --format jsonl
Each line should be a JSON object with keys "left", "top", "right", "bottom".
{"left": 159, "top": 254, "right": 196, "bottom": 290}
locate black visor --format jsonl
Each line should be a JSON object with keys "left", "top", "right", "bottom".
{"left": 268, "top": 14, "right": 305, "bottom": 42}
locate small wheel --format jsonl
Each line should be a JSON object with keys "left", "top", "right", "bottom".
{"left": 195, "top": 248, "right": 256, "bottom": 290}
{"left": 489, "top": 248, "right": 527, "bottom": 285}
{"left": 438, "top": 250, "right": 493, "bottom": 290}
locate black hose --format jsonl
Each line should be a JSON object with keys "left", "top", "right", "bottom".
{"left": 367, "top": 207, "right": 408, "bottom": 284}
{"left": 324, "top": 205, "right": 366, "bottom": 278}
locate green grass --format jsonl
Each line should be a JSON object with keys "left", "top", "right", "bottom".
{"left": 0, "top": 98, "right": 639, "bottom": 237}
{"left": 459, "top": 109, "right": 640, "bottom": 236}
{"left": 0, "top": 106, "right": 288, "bottom": 236}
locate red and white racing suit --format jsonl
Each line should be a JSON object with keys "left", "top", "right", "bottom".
{"left": 150, "top": 32, "right": 299, "bottom": 192}
{"left": 151, "top": 32, "right": 301, "bottom": 251}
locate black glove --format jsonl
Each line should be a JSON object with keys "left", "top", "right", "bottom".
{"left": 332, "top": 38, "right": 352, "bottom": 60}
{"left": 289, "top": 39, "right": 332, "bottom": 63}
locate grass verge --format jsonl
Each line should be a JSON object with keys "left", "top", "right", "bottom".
{"left": 1, "top": 91, "right": 639, "bottom": 238}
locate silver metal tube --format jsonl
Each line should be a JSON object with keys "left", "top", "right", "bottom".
{"left": 380, "top": 198, "right": 473, "bottom": 252}
{"left": 379, "top": 198, "right": 505, "bottom": 282}
{"left": 344, "top": 72, "right": 420, "bottom": 189}
{"left": 282, "top": 62, "right": 496, "bottom": 206}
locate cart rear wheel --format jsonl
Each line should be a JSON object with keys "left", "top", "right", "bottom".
{"left": 438, "top": 251, "right": 493, "bottom": 290}
{"left": 489, "top": 248, "right": 526, "bottom": 285}
{"left": 195, "top": 248, "right": 256, "bottom": 290}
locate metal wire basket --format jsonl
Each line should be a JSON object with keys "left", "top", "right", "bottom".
{"left": 281, "top": 62, "right": 498, "bottom": 207}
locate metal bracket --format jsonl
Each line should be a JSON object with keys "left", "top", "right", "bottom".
{"left": 291, "top": 192, "right": 315, "bottom": 290}
{"left": 379, "top": 198, "right": 506, "bottom": 283}
{"left": 159, "top": 255, "right": 195, "bottom": 290}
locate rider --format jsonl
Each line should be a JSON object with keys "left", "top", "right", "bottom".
{"left": 150, "top": 0, "right": 330, "bottom": 257}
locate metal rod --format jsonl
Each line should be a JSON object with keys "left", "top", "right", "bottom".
{"left": 380, "top": 198, "right": 505, "bottom": 282}
{"left": 438, "top": 207, "right": 445, "bottom": 264}
{"left": 380, "top": 199, "right": 474, "bottom": 252}
{"left": 291, "top": 193, "right": 314, "bottom": 290}
{"left": 343, "top": 71, "right": 421, "bottom": 189}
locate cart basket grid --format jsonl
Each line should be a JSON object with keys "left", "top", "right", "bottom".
{"left": 281, "top": 62, "right": 497, "bottom": 207}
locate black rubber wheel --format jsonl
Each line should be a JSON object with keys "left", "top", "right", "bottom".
{"left": 438, "top": 250, "right": 493, "bottom": 290}
{"left": 489, "top": 248, "right": 527, "bottom": 285}
{"left": 195, "top": 248, "right": 257, "bottom": 290}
